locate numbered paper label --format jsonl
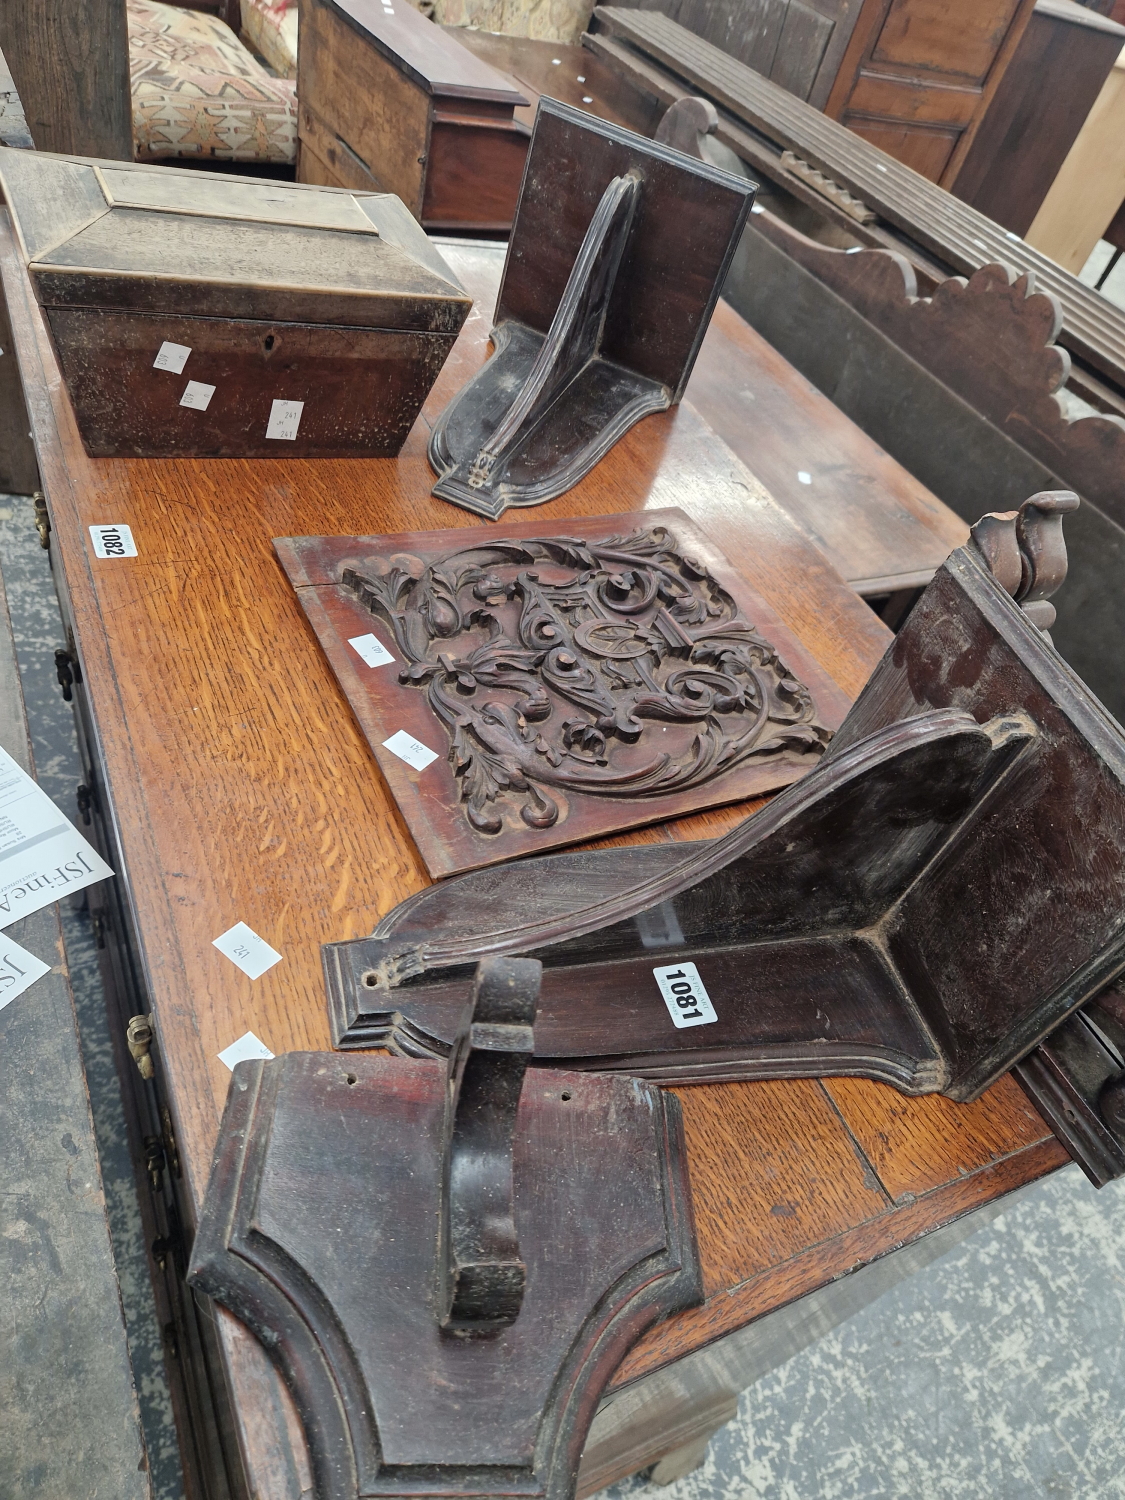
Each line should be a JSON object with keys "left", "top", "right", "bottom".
{"left": 383, "top": 730, "right": 438, "bottom": 771}
{"left": 213, "top": 921, "right": 282, "bottom": 980}
{"left": 180, "top": 380, "right": 215, "bottom": 411}
{"left": 217, "top": 1029, "right": 275, "bottom": 1070}
{"left": 153, "top": 340, "right": 191, "bottom": 373}
{"left": 0, "top": 935, "right": 51, "bottom": 1013}
{"left": 89, "top": 523, "right": 137, "bottom": 559}
{"left": 266, "top": 399, "right": 304, "bottom": 440}
{"left": 348, "top": 633, "right": 395, "bottom": 669}
{"left": 653, "top": 961, "right": 717, "bottom": 1028}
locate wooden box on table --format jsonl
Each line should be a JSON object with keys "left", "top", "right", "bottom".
{"left": 297, "top": 0, "right": 532, "bottom": 233}
{"left": 0, "top": 147, "right": 470, "bottom": 458}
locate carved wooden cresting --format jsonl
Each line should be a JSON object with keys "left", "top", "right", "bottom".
{"left": 426, "top": 99, "right": 756, "bottom": 516}
{"left": 188, "top": 958, "right": 700, "bottom": 1500}
{"left": 324, "top": 495, "right": 1125, "bottom": 1121}
{"left": 274, "top": 509, "right": 847, "bottom": 877}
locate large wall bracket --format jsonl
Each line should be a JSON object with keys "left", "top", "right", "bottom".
{"left": 325, "top": 494, "right": 1125, "bottom": 1121}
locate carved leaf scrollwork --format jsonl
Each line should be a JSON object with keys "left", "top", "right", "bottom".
{"left": 342, "top": 527, "right": 831, "bottom": 835}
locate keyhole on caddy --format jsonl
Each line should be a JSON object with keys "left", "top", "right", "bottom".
{"left": 264, "top": 334, "right": 276, "bottom": 351}
{"left": 345, "top": 1074, "right": 357, "bottom": 1086}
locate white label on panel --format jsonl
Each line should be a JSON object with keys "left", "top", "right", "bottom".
{"left": 266, "top": 399, "right": 304, "bottom": 440}
{"left": 348, "top": 633, "right": 395, "bottom": 669}
{"left": 382, "top": 730, "right": 438, "bottom": 771}
{"left": 652, "top": 961, "right": 718, "bottom": 1028}
{"left": 0, "top": 935, "right": 51, "bottom": 1012}
{"left": 153, "top": 341, "right": 191, "bottom": 373}
{"left": 180, "top": 380, "right": 215, "bottom": 411}
{"left": 217, "top": 1029, "right": 275, "bottom": 1070}
{"left": 213, "top": 921, "right": 282, "bottom": 980}
{"left": 89, "top": 523, "right": 137, "bottom": 558}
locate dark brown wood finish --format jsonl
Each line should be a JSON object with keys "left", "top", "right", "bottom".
{"left": 327, "top": 497, "right": 1125, "bottom": 1109}
{"left": 0, "top": 207, "right": 1071, "bottom": 1496}
{"left": 189, "top": 1035, "right": 699, "bottom": 1500}
{"left": 952, "top": 0, "right": 1125, "bottom": 236}
{"left": 277, "top": 510, "right": 847, "bottom": 875}
{"left": 0, "top": 149, "right": 471, "bottom": 460}
{"left": 429, "top": 100, "right": 755, "bottom": 514}
{"left": 822, "top": 0, "right": 1037, "bottom": 187}
{"left": 586, "top": 6, "right": 1125, "bottom": 396}
{"left": 448, "top": 29, "right": 664, "bottom": 135}
{"left": 0, "top": 0, "right": 132, "bottom": 160}
{"left": 297, "top": 0, "right": 533, "bottom": 233}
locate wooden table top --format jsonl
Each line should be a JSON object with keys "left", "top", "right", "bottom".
{"left": 0, "top": 212, "right": 1066, "bottom": 1491}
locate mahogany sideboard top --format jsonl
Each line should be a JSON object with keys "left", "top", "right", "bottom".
{"left": 0, "top": 211, "right": 1066, "bottom": 1494}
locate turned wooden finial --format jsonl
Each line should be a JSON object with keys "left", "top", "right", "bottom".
{"left": 968, "top": 490, "right": 1079, "bottom": 633}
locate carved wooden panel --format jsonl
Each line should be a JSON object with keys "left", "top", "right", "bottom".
{"left": 275, "top": 509, "right": 848, "bottom": 876}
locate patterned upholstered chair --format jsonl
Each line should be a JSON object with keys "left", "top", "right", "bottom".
{"left": 128, "top": 0, "right": 297, "bottom": 165}
{"left": 240, "top": 0, "right": 299, "bottom": 79}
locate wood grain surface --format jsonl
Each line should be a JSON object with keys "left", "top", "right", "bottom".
{"left": 0, "top": 207, "right": 1065, "bottom": 1486}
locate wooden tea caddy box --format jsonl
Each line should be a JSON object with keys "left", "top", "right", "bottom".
{"left": 297, "top": 0, "right": 532, "bottom": 233}
{"left": 0, "top": 147, "right": 471, "bottom": 458}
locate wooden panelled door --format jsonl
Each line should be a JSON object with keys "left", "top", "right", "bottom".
{"left": 822, "top": 0, "right": 1037, "bottom": 184}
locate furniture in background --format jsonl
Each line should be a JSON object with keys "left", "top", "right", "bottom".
{"left": 0, "top": 0, "right": 133, "bottom": 158}
{"left": 951, "top": 0, "right": 1125, "bottom": 236}
{"left": 297, "top": 0, "right": 532, "bottom": 230}
{"left": 0, "top": 551, "right": 151, "bottom": 1500}
{"left": 128, "top": 0, "right": 298, "bottom": 165}
{"left": 820, "top": 0, "right": 1037, "bottom": 188}
{"left": 2, "top": 205, "right": 1073, "bottom": 1497}
{"left": 585, "top": 8, "right": 1125, "bottom": 409}
{"left": 1025, "top": 35, "right": 1125, "bottom": 273}
{"left": 625, "top": 0, "right": 1036, "bottom": 188}
{"left": 240, "top": 0, "right": 299, "bottom": 74}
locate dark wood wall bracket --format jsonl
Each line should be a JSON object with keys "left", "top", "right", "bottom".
{"left": 324, "top": 494, "right": 1125, "bottom": 1113}
{"left": 188, "top": 959, "right": 700, "bottom": 1500}
{"left": 427, "top": 99, "right": 755, "bottom": 517}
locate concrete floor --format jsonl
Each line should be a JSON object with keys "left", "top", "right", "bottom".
{"left": 4, "top": 385, "right": 1125, "bottom": 1500}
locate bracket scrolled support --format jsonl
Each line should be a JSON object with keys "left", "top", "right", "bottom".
{"left": 439, "top": 955, "right": 539, "bottom": 1335}
{"left": 969, "top": 489, "right": 1079, "bottom": 635}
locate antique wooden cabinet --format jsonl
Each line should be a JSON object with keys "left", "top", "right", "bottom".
{"left": 0, "top": 147, "right": 471, "bottom": 458}
{"left": 628, "top": 0, "right": 1038, "bottom": 187}
{"left": 297, "top": 0, "right": 533, "bottom": 233}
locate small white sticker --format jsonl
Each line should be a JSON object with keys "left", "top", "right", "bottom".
{"left": 213, "top": 921, "right": 282, "bottom": 980}
{"left": 577, "top": 75, "right": 586, "bottom": 82}
{"left": 348, "top": 632, "right": 395, "bottom": 669}
{"left": 653, "top": 961, "right": 718, "bottom": 1028}
{"left": 89, "top": 523, "right": 137, "bottom": 558}
{"left": 180, "top": 380, "right": 215, "bottom": 411}
{"left": 582, "top": 96, "right": 593, "bottom": 103}
{"left": 0, "top": 935, "right": 51, "bottom": 1013}
{"left": 383, "top": 730, "right": 438, "bottom": 771}
{"left": 797, "top": 471, "right": 812, "bottom": 485}
{"left": 153, "top": 340, "right": 191, "bottom": 374}
{"left": 266, "top": 399, "right": 304, "bottom": 440}
{"left": 217, "top": 1029, "right": 275, "bottom": 1071}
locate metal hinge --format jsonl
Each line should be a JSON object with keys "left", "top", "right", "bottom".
{"left": 32, "top": 491, "right": 49, "bottom": 549}
{"left": 76, "top": 782, "right": 92, "bottom": 825}
{"left": 127, "top": 1013, "right": 155, "bottom": 1080}
{"left": 54, "top": 648, "right": 74, "bottom": 702}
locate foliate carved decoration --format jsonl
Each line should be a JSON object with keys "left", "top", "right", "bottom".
{"left": 341, "top": 525, "right": 832, "bottom": 835}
